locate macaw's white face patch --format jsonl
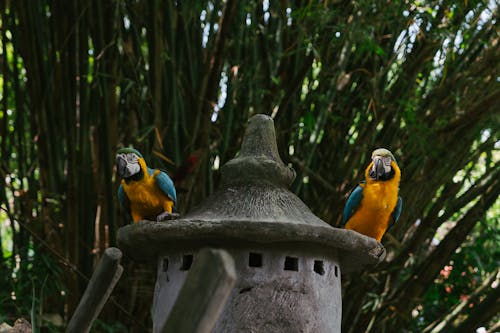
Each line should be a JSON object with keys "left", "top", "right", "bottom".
{"left": 116, "top": 153, "right": 141, "bottom": 178}
{"left": 380, "top": 156, "right": 392, "bottom": 173}
{"left": 370, "top": 149, "right": 396, "bottom": 180}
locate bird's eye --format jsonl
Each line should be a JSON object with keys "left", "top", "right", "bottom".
{"left": 126, "top": 154, "right": 137, "bottom": 163}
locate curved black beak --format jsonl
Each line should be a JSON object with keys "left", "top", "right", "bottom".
{"left": 369, "top": 157, "right": 386, "bottom": 180}
{"left": 116, "top": 155, "right": 128, "bottom": 178}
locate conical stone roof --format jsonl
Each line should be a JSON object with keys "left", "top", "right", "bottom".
{"left": 117, "top": 114, "right": 385, "bottom": 272}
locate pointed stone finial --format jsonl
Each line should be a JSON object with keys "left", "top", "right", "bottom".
{"left": 221, "top": 114, "right": 295, "bottom": 186}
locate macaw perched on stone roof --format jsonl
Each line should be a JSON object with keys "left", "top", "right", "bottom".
{"left": 116, "top": 148, "right": 177, "bottom": 222}
{"left": 342, "top": 148, "right": 403, "bottom": 242}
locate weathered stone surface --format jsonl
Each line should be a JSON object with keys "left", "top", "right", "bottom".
{"left": 0, "top": 319, "right": 32, "bottom": 333}
{"left": 159, "top": 249, "right": 236, "bottom": 333}
{"left": 118, "top": 114, "right": 385, "bottom": 271}
{"left": 117, "top": 113, "right": 386, "bottom": 333}
{"left": 220, "top": 114, "right": 295, "bottom": 187}
{"left": 66, "top": 247, "right": 123, "bottom": 333}
{"left": 187, "top": 182, "right": 327, "bottom": 225}
{"left": 118, "top": 220, "right": 384, "bottom": 273}
{"left": 0, "top": 323, "right": 12, "bottom": 333}
{"left": 153, "top": 248, "right": 341, "bottom": 333}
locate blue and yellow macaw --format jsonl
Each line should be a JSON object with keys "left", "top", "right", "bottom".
{"left": 116, "top": 148, "right": 177, "bottom": 222}
{"left": 342, "top": 148, "right": 402, "bottom": 242}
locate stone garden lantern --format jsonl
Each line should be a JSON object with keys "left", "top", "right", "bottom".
{"left": 117, "top": 114, "right": 385, "bottom": 333}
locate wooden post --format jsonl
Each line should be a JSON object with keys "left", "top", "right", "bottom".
{"left": 160, "top": 248, "right": 237, "bottom": 333}
{"left": 66, "top": 247, "right": 123, "bottom": 333}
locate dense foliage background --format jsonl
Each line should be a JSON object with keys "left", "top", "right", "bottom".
{"left": 1, "top": 0, "right": 498, "bottom": 332}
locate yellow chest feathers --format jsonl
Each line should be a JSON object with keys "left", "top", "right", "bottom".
{"left": 122, "top": 174, "right": 168, "bottom": 214}
{"left": 345, "top": 181, "right": 400, "bottom": 241}
{"left": 361, "top": 182, "right": 399, "bottom": 213}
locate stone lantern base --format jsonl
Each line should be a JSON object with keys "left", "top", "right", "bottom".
{"left": 153, "top": 246, "right": 341, "bottom": 333}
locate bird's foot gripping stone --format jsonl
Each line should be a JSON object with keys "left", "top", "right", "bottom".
{"left": 156, "top": 212, "right": 180, "bottom": 222}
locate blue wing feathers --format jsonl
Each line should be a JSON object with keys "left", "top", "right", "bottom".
{"left": 388, "top": 196, "right": 403, "bottom": 231}
{"left": 150, "top": 167, "right": 177, "bottom": 205}
{"left": 342, "top": 185, "right": 364, "bottom": 226}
